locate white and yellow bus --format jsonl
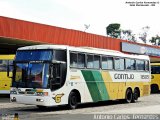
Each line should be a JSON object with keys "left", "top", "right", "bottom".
{"left": 151, "top": 63, "right": 160, "bottom": 93}
{"left": 0, "top": 55, "right": 15, "bottom": 94}
{"left": 10, "top": 45, "right": 150, "bottom": 109}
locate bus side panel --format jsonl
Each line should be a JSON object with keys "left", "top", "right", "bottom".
{"left": 0, "top": 55, "right": 14, "bottom": 94}
{"left": 0, "top": 72, "right": 12, "bottom": 94}
{"left": 101, "top": 71, "right": 126, "bottom": 100}
{"left": 81, "top": 70, "right": 109, "bottom": 102}
{"left": 70, "top": 69, "right": 93, "bottom": 103}
{"left": 151, "top": 74, "right": 160, "bottom": 90}
{"left": 117, "top": 83, "right": 126, "bottom": 99}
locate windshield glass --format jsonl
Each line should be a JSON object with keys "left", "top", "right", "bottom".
{"left": 151, "top": 66, "right": 160, "bottom": 74}
{"left": 15, "top": 50, "right": 53, "bottom": 61}
{"left": 12, "top": 49, "right": 67, "bottom": 89}
{"left": 12, "top": 63, "right": 49, "bottom": 88}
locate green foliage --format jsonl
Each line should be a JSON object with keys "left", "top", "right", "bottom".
{"left": 122, "top": 30, "right": 132, "bottom": 36}
{"left": 150, "top": 35, "right": 160, "bottom": 45}
{"left": 122, "top": 30, "right": 136, "bottom": 42}
{"left": 139, "top": 26, "right": 150, "bottom": 43}
{"left": 106, "top": 23, "right": 121, "bottom": 38}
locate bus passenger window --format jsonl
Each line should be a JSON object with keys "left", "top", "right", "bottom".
{"left": 120, "top": 59, "right": 125, "bottom": 70}
{"left": 114, "top": 58, "right": 120, "bottom": 70}
{"left": 78, "top": 53, "right": 85, "bottom": 68}
{"left": 126, "top": 59, "right": 135, "bottom": 70}
{"left": 94, "top": 55, "right": 100, "bottom": 69}
{"left": 136, "top": 60, "right": 145, "bottom": 71}
{"left": 130, "top": 59, "right": 135, "bottom": 70}
{"left": 102, "top": 56, "right": 113, "bottom": 69}
{"left": 87, "top": 55, "right": 94, "bottom": 68}
{"left": 107, "top": 57, "right": 113, "bottom": 69}
{"left": 126, "top": 59, "right": 131, "bottom": 69}
{"left": 0, "top": 60, "right": 8, "bottom": 72}
{"left": 70, "top": 53, "right": 77, "bottom": 67}
{"left": 114, "top": 58, "right": 124, "bottom": 70}
{"left": 102, "top": 57, "right": 107, "bottom": 69}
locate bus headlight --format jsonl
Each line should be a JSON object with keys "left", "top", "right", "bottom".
{"left": 36, "top": 99, "right": 44, "bottom": 102}
{"left": 11, "top": 97, "right": 16, "bottom": 102}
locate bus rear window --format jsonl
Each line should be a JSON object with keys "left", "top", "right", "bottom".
{"left": 151, "top": 66, "right": 160, "bottom": 74}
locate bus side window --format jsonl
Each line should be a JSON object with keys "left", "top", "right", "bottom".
{"left": 125, "top": 59, "right": 135, "bottom": 70}
{"left": 87, "top": 55, "right": 94, "bottom": 68}
{"left": 114, "top": 58, "right": 124, "bottom": 70}
{"left": 94, "top": 55, "right": 100, "bottom": 69}
{"left": 131, "top": 59, "right": 136, "bottom": 70}
{"left": 70, "top": 53, "right": 78, "bottom": 68}
{"left": 78, "top": 53, "right": 85, "bottom": 68}
{"left": 136, "top": 60, "right": 145, "bottom": 71}
{"left": 0, "top": 60, "right": 8, "bottom": 72}
{"left": 125, "top": 58, "right": 131, "bottom": 70}
{"left": 8, "top": 60, "right": 14, "bottom": 72}
{"left": 102, "top": 56, "right": 113, "bottom": 70}
{"left": 107, "top": 57, "right": 113, "bottom": 69}
{"left": 102, "top": 56, "right": 108, "bottom": 69}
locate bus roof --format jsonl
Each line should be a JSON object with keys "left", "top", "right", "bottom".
{"left": 18, "top": 44, "right": 68, "bottom": 50}
{"left": 17, "top": 44, "right": 150, "bottom": 60}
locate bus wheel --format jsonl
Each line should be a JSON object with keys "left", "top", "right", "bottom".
{"left": 151, "top": 84, "right": 159, "bottom": 93}
{"left": 132, "top": 89, "right": 139, "bottom": 103}
{"left": 125, "top": 89, "right": 133, "bottom": 103}
{"left": 68, "top": 92, "right": 78, "bottom": 109}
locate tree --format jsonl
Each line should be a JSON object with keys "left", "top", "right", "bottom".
{"left": 150, "top": 35, "right": 160, "bottom": 45}
{"left": 106, "top": 23, "right": 121, "bottom": 38}
{"left": 139, "top": 26, "right": 150, "bottom": 43}
{"left": 121, "top": 30, "right": 136, "bottom": 42}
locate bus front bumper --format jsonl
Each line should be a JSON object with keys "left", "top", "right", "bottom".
{"left": 10, "top": 94, "right": 56, "bottom": 106}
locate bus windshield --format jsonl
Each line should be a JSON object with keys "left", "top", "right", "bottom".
{"left": 15, "top": 50, "right": 53, "bottom": 61}
{"left": 151, "top": 65, "right": 160, "bottom": 74}
{"left": 12, "top": 63, "right": 49, "bottom": 89}
{"left": 12, "top": 49, "right": 67, "bottom": 89}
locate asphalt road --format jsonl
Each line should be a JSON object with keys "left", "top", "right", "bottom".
{"left": 0, "top": 93, "right": 160, "bottom": 120}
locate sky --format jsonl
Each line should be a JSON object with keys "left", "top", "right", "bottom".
{"left": 0, "top": 0, "right": 160, "bottom": 42}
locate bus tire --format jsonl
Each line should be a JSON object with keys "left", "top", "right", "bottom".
{"left": 132, "top": 88, "right": 139, "bottom": 103}
{"left": 125, "top": 88, "right": 133, "bottom": 103}
{"left": 151, "top": 84, "right": 159, "bottom": 93}
{"left": 68, "top": 91, "right": 79, "bottom": 109}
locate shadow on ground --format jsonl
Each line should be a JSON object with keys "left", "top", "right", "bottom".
{"left": 13, "top": 99, "right": 141, "bottom": 113}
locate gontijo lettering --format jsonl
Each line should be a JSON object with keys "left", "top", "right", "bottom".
{"left": 114, "top": 74, "right": 134, "bottom": 79}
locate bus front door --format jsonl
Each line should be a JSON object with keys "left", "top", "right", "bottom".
{"left": 49, "top": 63, "right": 62, "bottom": 91}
